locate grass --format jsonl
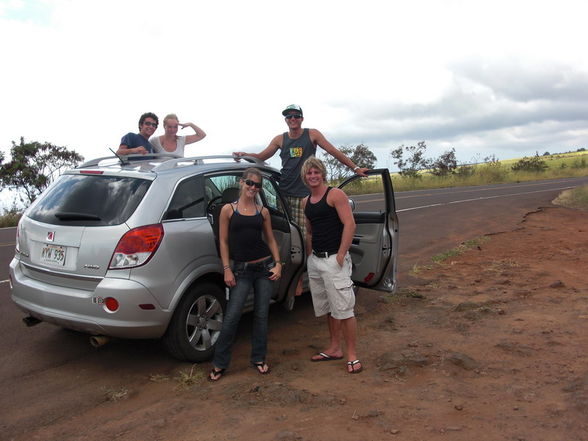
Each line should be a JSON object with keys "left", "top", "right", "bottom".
{"left": 339, "top": 151, "right": 588, "bottom": 195}
{"left": 409, "top": 236, "right": 490, "bottom": 276}
{"left": 553, "top": 184, "right": 588, "bottom": 210}
{"left": 174, "top": 364, "right": 204, "bottom": 390}
{"left": 431, "top": 237, "right": 490, "bottom": 265}
{"left": 0, "top": 208, "right": 22, "bottom": 228}
{"left": 389, "top": 151, "right": 588, "bottom": 192}
{"left": 104, "top": 386, "right": 129, "bottom": 402}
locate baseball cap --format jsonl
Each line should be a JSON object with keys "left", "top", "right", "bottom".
{"left": 282, "top": 104, "right": 303, "bottom": 116}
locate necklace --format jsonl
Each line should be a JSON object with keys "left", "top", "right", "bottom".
{"left": 237, "top": 200, "right": 255, "bottom": 213}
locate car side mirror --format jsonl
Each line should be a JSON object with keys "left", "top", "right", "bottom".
{"left": 348, "top": 198, "right": 356, "bottom": 211}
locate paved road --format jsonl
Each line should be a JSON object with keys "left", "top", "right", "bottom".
{"left": 353, "top": 176, "right": 588, "bottom": 277}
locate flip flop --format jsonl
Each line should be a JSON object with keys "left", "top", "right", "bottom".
{"left": 311, "top": 352, "right": 344, "bottom": 362}
{"left": 208, "top": 367, "right": 225, "bottom": 382}
{"left": 252, "top": 361, "right": 270, "bottom": 375}
{"left": 347, "top": 359, "right": 363, "bottom": 374}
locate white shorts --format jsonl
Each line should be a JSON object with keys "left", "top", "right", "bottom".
{"left": 307, "top": 252, "right": 355, "bottom": 320}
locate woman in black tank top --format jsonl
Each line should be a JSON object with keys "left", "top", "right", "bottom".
{"left": 209, "top": 168, "right": 282, "bottom": 382}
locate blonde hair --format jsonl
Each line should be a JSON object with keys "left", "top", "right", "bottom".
{"left": 163, "top": 113, "right": 179, "bottom": 127}
{"left": 300, "top": 156, "right": 327, "bottom": 186}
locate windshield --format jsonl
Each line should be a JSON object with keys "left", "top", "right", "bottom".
{"left": 28, "top": 174, "right": 151, "bottom": 226}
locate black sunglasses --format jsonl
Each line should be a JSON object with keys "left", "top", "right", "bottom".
{"left": 143, "top": 121, "right": 158, "bottom": 127}
{"left": 285, "top": 114, "right": 302, "bottom": 120}
{"left": 244, "top": 179, "right": 262, "bottom": 189}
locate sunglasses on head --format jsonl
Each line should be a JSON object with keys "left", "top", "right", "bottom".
{"left": 244, "top": 179, "right": 262, "bottom": 189}
{"left": 285, "top": 114, "right": 302, "bottom": 120}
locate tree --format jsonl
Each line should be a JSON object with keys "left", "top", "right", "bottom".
{"left": 321, "top": 144, "right": 377, "bottom": 180}
{"left": 511, "top": 153, "right": 548, "bottom": 172}
{"left": 390, "top": 141, "right": 429, "bottom": 178}
{"left": 0, "top": 137, "right": 84, "bottom": 204}
{"left": 429, "top": 148, "right": 458, "bottom": 176}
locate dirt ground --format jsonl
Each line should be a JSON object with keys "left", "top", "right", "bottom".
{"left": 6, "top": 206, "right": 588, "bottom": 441}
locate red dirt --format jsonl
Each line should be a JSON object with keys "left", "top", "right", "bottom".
{"left": 5, "top": 206, "right": 588, "bottom": 441}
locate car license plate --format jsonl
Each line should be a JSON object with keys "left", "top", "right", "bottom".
{"left": 40, "top": 244, "right": 66, "bottom": 266}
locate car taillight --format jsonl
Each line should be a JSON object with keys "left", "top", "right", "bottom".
{"left": 15, "top": 223, "right": 20, "bottom": 254}
{"left": 109, "top": 224, "right": 164, "bottom": 270}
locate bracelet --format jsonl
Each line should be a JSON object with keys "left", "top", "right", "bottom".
{"left": 353, "top": 166, "right": 360, "bottom": 172}
{"left": 223, "top": 265, "right": 230, "bottom": 270}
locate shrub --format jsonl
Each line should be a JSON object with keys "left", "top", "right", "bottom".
{"left": 511, "top": 155, "right": 548, "bottom": 172}
{"left": 0, "top": 208, "right": 22, "bottom": 228}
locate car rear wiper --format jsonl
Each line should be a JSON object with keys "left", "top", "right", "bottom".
{"left": 54, "top": 212, "right": 102, "bottom": 221}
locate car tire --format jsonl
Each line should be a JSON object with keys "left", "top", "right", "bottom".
{"left": 162, "top": 282, "right": 225, "bottom": 362}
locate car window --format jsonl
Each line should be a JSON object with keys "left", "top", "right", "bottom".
{"left": 202, "top": 172, "right": 284, "bottom": 213}
{"left": 260, "top": 177, "right": 287, "bottom": 216}
{"left": 206, "top": 175, "right": 241, "bottom": 198}
{"left": 164, "top": 175, "right": 206, "bottom": 220}
{"left": 28, "top": 174, "right": 151, "bottom": 226}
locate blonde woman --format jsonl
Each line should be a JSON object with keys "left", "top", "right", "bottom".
{"left": 209, "top": 168, "right": 282, "bottom": 381}
{"left": 150, "top": 113, "right": 206, "bottom": 157}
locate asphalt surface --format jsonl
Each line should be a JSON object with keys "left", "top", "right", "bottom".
{"left": 0, "top": 176, "right": 587, "bottom": 391}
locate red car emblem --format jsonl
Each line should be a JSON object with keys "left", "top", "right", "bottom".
{"left": 47, "top": 232, "right": 55, "bottom": 242}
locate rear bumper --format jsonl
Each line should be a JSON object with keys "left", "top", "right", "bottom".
{"left": 9, "top": 258, "right": 170, "bottom": 339}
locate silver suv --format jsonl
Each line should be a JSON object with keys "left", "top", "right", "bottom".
{"left": 9, "top": 154, "right": 398, "bottom": 362}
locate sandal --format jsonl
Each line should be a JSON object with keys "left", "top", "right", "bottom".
{"left": 347, "top": 359, "right": 363, "bottom": 374}
{"left": 208, "top": 367, "right": 226, "bottom": 382}
{"left": 311, "top": 352, "right": 343, "bottom": 362}
{"left": 252, "top": 361, "right": 270, "bottom": 375}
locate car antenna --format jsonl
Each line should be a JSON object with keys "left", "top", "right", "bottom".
{"left": 109, "top": 148, "right": 129, "bottom": 166}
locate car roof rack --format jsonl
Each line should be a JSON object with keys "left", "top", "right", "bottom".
{"left": 152, "top": 155, "right": 265, "bottom": 172}
{"left": 78, "top": 153, "right": 181, "bottom": 169}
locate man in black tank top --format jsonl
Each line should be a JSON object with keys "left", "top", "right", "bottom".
{"left": 301, "top": 157, "right": 363, "bottom": 374}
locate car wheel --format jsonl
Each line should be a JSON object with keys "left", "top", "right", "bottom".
{"left": 163, "top": 282, "right": 225, "bottom": 362}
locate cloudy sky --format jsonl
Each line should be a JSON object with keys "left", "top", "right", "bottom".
{"left": 1, "top": 0, "right": 587, "bottom": 175}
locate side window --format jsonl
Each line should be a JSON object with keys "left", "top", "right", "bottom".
{"left": 260, "top": 177, "right": 287, "bottom": 219}
{"left": 206, "top": 175, "right": 241, "bottom": 201}
{"left": 164, "top": 175, "right": 205, "bottom": 220}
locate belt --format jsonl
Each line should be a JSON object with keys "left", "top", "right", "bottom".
{"left": 234, "top": 256, "right": 273, "bottom": 269}
{"left": 312, "top": 250, "right": 337, "bottom": 258}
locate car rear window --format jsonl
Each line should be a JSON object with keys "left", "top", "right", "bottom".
{"left": 28, "top": 174, "right": 151, "bottom": 226}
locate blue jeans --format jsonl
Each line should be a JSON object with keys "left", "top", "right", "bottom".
{"left": 213, "top": 257, "right": 275, "bottom": 370}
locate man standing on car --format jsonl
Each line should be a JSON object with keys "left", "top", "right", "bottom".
{"left": 116, "top": 112, "right": 158, "bottom": 155}
{"left": 233, "top": 105, "right": 368, "bottom": 294}
{"left": 301, "top": 156, "right": 362, "bottom": 374}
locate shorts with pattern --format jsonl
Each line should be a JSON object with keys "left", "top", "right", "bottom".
{"left": 307, "top": 252, "right": 355, "bottom": 320}
{"left": 285, "top": 196, "right": 307, "bottom": 238}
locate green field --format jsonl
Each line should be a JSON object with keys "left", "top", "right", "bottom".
{"left": 390, "top": 151, "right": 588, "bottom": 192}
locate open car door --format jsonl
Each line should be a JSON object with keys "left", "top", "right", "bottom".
{"left": 338, "top": 169, "right": 399, "bottom": 293}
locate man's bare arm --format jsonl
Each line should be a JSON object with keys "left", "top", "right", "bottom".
{"left": 116, "top": 144, "right": 148, "bottom": 155}
{"left": 310, "top": 129, "right": 369, "bottom": 176}
{"left": 233, "top": 134, "right": 281, "bottom": 161}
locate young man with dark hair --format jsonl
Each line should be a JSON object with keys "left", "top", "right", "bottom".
{"left": 301, "top": 156, "right": 362, "bottom": 374}
{"left": 116, "top": 112, "right": 159, "bottom": 155}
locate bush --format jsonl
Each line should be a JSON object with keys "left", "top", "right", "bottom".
{"left": 0, "top": 208, "right": 22, "bottom": 228}
{"left": 572, "top": 158, "right": 587, "bottom": 169}
{"left": 511, "top": 155, "right": 548, "bottom": 172}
